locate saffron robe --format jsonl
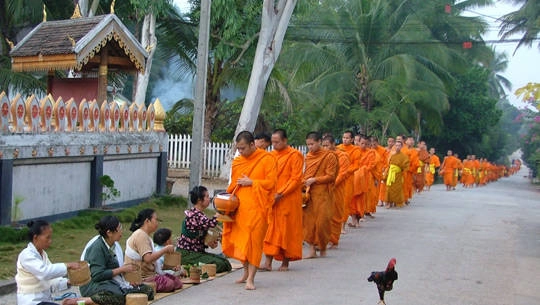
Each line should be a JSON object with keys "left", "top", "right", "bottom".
{"left": 351, "top": 148, "right": 376, "bottom": 216}
{"left": 329, "top": 149, "right": 351, "bottom": 245}
{"left": 413, "top": 149, "right": 430, "bottom": 192}
{"left": 461, "top": 160, "right": 474, "bottom": 186}
{"left": 386, "top": 152, "right": 409, "bottom": 206}
{"left": 303, "top": 149, "right": 338, "bottom": 251}
{"left": 378, "top": 146, "right": 393, "bottom": 202}
{"left": 222, "top": 149, "right": 277, "bottom": 267}
{"left": 367, "top": 148, "right": 383, "bottom": 214}
{"left": 425, "top": 154, "right": 440, "bottom": 187}
{"left": 402, "top": 146, "right": 417, "bottom": 201}
{"left": 440, "top": 156, "right": 459, "bottom": 186}
{"left": 263, "top": 146, "right": 304, "bottom": 261}
{"left": 337, "top": 144, "right": 361, "bottom": 216}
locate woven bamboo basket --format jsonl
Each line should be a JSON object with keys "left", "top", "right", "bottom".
{"left": 189, "top": 266, "right": 201, "bottom": 283}
{"left": 123, "top": 263, "right": 142, "bottom": 283}
{"left": 67, "top": 261, "right": 91, "bottom": 286}
{"left": 163, "top": 252, "right": 181, "bottom": 270}
{"left": 126, "top": 293, "right": 148, "bottom": 305}
{"left": 201, "top": 264, "right": 216, "bottom": 277}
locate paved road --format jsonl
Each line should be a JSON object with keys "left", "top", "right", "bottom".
{"left": 2, "top": 169, "right": 538, "bottom": 305}
{"left": 154, "top": 169, "right": 539, "bottom": 305}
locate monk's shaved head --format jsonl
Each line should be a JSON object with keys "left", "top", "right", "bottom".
{"left": 306, "top": 131, "right": 322, "bottom": 141}
{"left": 236, "top": 130, "right": 255, "bottom": 144}
{"left": 272, "top": 128, "right": 288, "bottom": 139}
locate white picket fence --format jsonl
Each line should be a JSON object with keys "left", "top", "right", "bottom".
{"left": 168, "top": 134, "right": 307, "bottom": 177}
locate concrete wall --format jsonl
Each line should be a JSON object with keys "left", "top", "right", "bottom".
{"left": 103, "top": 155, "right": 158, "bottom": 205}
{"left": 0, "top": 132, "right": 168, "bottom": 225}
{"left": 12, "top": 160, "right": 92, "bottom": 220}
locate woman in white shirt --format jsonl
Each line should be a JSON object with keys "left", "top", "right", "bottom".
{"left": 15, "top": 219, "right": 91, "bottom": 305}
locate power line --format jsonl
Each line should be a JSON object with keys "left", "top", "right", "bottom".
{"left": 284, "top": 35, "right": 540, "bottom": 46}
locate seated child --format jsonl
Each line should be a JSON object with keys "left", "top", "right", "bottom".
{"left": 153, "top": 228, "right": 183, "bottom": 288}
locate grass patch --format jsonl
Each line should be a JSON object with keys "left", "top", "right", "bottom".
{"left": 0, "top": 194, "right": 205, "bottom": 280}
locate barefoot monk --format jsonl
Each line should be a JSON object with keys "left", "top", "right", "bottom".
{"left": 222, "top": 131, "right": 277, "bottom": 290}
{"left": 303, "top": 132, "right": 338, "bottom": 258}
{"left": 262, "top": 129, "right": 304, "bottom": 271}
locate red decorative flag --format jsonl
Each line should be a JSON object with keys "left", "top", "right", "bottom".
{"left": 462, "top": 41, "right": 472, "bottom": 49}
{"left": 445, "top": 4, "right": 451, "bottom": 13}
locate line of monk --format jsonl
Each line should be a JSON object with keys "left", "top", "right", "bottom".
{"left": 439, "top": 151, "right": 517, "bottom": 190}
{"left": 222, "top": 129, "right": 518, "bottom": 290}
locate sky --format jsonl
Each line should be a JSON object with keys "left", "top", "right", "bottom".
{"left": 166, "top": 0, "right": 539, "bottom": 110}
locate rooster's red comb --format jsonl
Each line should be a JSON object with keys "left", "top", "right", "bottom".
{"left": 387, "top": 258, "right": 396, "bottom": 269}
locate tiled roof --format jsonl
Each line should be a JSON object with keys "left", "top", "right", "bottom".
{"left": 10, "top": 14, "right": 147, "bottom": 72}
{"left": 10, "top": 15, "right": 107, "bottom": 56}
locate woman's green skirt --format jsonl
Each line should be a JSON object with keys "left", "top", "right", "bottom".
{"left": 177, "top": 249, "right": 232, "bottom": 273}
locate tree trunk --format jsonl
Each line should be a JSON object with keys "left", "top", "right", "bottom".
{"left": 220, "top": 0, "right": 297, "bottom": 180}
{"left": 203, "top": 62, "right": 221, "bottom": 142}
{"left": 78, "top": 0, "right": 99, "bottom": 17}
{"left": 133, "top": 13, "right": 156, "bottom": 105}
{"left": 204, "top": 71, "right": 219, "bottom": 142}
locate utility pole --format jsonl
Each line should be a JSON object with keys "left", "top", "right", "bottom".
{"left": 189, "top": 0, "right": 211, "bottom": 196}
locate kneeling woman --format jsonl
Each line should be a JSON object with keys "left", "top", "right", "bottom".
{"left": 15, "top": 220, "right": 87, "bottom": 305}
{"left": 80, "top": 216, "right": 154, "bottom": 305}
{"left": 125, "top": 209, "right": 182, "bottom": 293}
{"left": 177, "top": 186, "right": 232, "bottom": 273}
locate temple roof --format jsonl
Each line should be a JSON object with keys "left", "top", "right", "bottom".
{"left": 10, "top": 14, "right": 147, "bottom": 73}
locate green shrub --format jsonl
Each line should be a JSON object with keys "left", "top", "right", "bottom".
{"left": 0, "top": 226, "right": 28, "bottom": 243}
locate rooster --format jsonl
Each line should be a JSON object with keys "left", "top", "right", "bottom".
{"left": 367, "top": 258, "right": 398, "bottom": 305}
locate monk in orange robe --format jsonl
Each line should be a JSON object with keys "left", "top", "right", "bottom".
{"left": 478, "top": 158, "right": 487, "bottom": 185}
{"left": 337, "top": 131, "right": 360, "bottom": 227}
{"left": 471, "top": 155, "right": 480, "bottom": 186}
{"left": 413, "top": 141, "right": 430, "bottom": 193}
{"left": 322, "top": 134, "right": 351, "bottom": 248}
{"left": 439, "top": 150, "right": 459, "bottom": 191}
{"left": 453, "top": 153, "right": 463, "bottom": 189}
{"left": 303, "top": 132, "right": 338, "bottom": 258}
{"left": 403, "top": 137, "right": 418, "bottom": 203}
{"left": 461, "top": 155, "right": 474, "bottom": 187}
{"left": 262, "top": 129, "right": 304, "bottom": 272}
{"left": 386, "top": 140, "right": 410, "bottom": 207}
{"left": 378, "top": 137, "right": 395, "bottom": 204}
{"left": 222, "top": 131, "right": 277, "bottom": 290}
{"left": 425, "top": 147, "right": 440, "bottom": 190}
{"left": 350, "top": 134, "right": 373, "bottom": 225}
{"left": 366, "top": 137, "right": 383, "bottom": 217}
{"left": 374, "top": 137, "right": 390, "bottom": 206}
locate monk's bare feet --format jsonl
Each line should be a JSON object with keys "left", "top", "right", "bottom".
{"left": 245, "top": 281, "right": 256, "bottom": 290}
{"left": 329, "top": 243, "right": 338, "bottom": 249}
{"left": 304, "top": 251, "right": 317, "bottom": 259}
{"left": 320, "top": 250, "right": 327, "bottom": 257}
{"left": 258, "top": 265, "right": 272, "bottom": 272}
{"left": 278, "top": 259, "right": 289, "bottom": 271}
{"left": 235, "top": 268, "right": 248, "bottom": 284}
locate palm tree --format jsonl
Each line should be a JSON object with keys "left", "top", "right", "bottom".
{"left": 279, "top": 0, "right": 459, "bottom": 139}
{"left": 485, "top": 49, "right": 512, "bottom": 99}
{"left": 499, "top": 0, "right": 540, "bottom": 53}
{"left": 159, "top": 0, "right": 264, "bottom": 141}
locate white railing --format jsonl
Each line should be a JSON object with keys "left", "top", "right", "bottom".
{"left": 168, "top": 134, "right": 307, "bottom": 177}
